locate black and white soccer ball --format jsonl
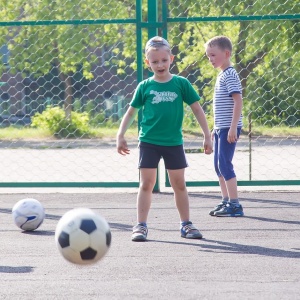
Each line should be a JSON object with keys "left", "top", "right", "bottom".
{"left": 12, "top": 198, "right": 45, "bottom": 231}
{"left": 55, "top": 208, "right": 111, "bottom": 265}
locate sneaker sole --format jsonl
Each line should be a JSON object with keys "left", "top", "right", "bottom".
{"left": 131, "top": 235, "right": 147, "bottom": 242}
{"left": 214, "top": 213, "right": 244, "bottom": 217}
{"left": 181, "top": 234, "right": 203, "bottom": 239}
{"left": 209, "top": 208, "right": 224, "bottom": 216}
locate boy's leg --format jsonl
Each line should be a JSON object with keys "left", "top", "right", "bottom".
{"left": 215, "top": 176, "right": 244, "bottom": 216}
{"left": 168, "top": 168, "right": 189, "bottom": 221}
{"left": 218, "top": 128, "right": 240, "bottom": 203}
{"left": 214, "top": 130, "right": 228, "bottom": 199}
{"left": 225, "top": 176, "right": 238, "bottom": 200}
{"left": 168, "top": 168, "right": 202, "bottom": 239}
{"left": 209, "top": 177, "right": 229, "bottom": 215}
{"left": 209, "top": 130, "right": 229, "bottom": 215}
{"left": 214, "top": 128, "right": 244, "bottom": 217}
{"left": 218, "top": 175, "right": 229, "bottom": 199}
{"left": 137, "top": 168, "right": 157, "bottom": 223}
{"left": 132, "top": 168, "right": 157, "bottom": 241}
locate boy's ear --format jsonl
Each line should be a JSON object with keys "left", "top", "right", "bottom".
{"left": 144, "top": 59, "right": 152, "bottom": 72}
{"left": 225, "top": 50, "right": 231, "bottom": 58}
{"left": 170, "top": 55, "right": 175, "bottom": 63}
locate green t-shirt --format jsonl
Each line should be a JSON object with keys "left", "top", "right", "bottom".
{"left": 130, "top": 75, "right": 200, "bottom": 146}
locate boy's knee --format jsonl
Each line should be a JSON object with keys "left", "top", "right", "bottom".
{"left": 220, "top": 169, "right": 236, "bottom": 181}
{"left": 171, "top": 179, "right": 186, "bottom": 192}
{"left": 218, "top": 161, "right": 235, "bottom": 180}
{"left": 140, "top": 180, "right": 156, "bottom": 191}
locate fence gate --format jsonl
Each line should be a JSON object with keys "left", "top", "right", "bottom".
{"left": 0, "top": 0, "right": 299, "bottom": 189}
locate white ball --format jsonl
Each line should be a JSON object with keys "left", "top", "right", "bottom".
{"left": 55, "top": 208, "right": 111, "bottom": 265}
{"left": 12, "top": 198, "right": 45, "bottom": 231}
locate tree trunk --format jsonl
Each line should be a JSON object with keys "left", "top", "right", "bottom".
{"left": 59, "top": 72, "right": 73, "bottom": 119}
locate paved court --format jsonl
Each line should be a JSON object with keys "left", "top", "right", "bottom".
{"left": 0, "top": 189, "right": 299, "bottom": 299}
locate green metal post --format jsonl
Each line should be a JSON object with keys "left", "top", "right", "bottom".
{"left": 147, "top": 0, "right": 160, "bottom": 192}
{"left": 162, "top": 0, "right": 169, "bottom": 188}
{"left": 136, "top": 0, "right": 144, "bottom": 138}
{"left": 136, "top": 0, "right": 143, "bottom": 190}
{"left": 162, "top": 0, "right": 168, "bottom": 39}
{"left": 148, "top": 0, "right": 158, "bottom": 39}
{"left": 136, "top": 0, "right": 143, "bottom": 84}
{"left": 248, "top": 112, "right": 252, "bottom": 181}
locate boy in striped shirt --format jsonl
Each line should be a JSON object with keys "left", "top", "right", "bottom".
{"left": 205, "top": 36, "right": 244, "bottom": 217}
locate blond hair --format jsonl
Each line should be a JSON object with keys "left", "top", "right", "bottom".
{"left": 205, "top": 36, "right": 233, "bottom": 52}
{"left": 145, "top": 36, "right": 171, "bottom": 57}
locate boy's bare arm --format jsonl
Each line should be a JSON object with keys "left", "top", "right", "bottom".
{"left": 190, "top": 102, "right": 213, "bottom": 154}
{"left": 116, "top": 106, "right": 138, "bottom": 155}
{"left": 228, "top": 93, "right": 243, "bottom": 143}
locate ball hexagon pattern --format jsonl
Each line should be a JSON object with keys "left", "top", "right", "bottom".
{"left": 55, "top": 208, "right": 111, "bottom": 265}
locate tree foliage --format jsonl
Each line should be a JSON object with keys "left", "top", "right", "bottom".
{"left": 0, "top": 0, "right": 299, "bottom": 127}
{"left": 163, "top": 0, "right": 300, "bottom": 127}
{"left": 0, "top": 0, "right": 135, "bottom": 117}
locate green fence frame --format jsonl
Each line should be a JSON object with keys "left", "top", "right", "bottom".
{"left": 0, "top": 0, "right": 299, "bottom": 189}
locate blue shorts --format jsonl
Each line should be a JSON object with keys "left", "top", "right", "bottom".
{"left": 214, "top": 128, "right": 241, "bottom": 181}
{"left": 138, "top": 142, "right": 188, "bottom": 170}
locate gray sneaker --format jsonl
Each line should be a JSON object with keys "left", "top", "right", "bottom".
{"left": 209, "top": 200, "right": 228, "bottom": 216}
{"left": 181, "top": 221, "right": 203, "bottom": 239}
{"left": 131, "top": 224, "right": 148, "bottom": 241}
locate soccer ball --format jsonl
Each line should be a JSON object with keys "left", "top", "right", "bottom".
{"left": 12, "top": 198, "right": 45, "bottom": 231}
{"left": 55, "top": 208, "right": 111, "bottom": 265}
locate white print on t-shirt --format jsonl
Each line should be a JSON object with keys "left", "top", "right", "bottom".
{"left": 150, "top": 90, "right": 178, "bottom": 104}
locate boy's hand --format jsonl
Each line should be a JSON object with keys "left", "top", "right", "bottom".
{"left": 203, "top": 136, "right": 213, "bottom": 155}
{"left": 117, "top": 136, "right": 130, "bottom": 155}
{"left": 227, "top": 127, "right": 238, "bottom": 143}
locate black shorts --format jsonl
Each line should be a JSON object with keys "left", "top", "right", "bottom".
{"left": 138, "top": 142, "right": 188, "bottom": 170}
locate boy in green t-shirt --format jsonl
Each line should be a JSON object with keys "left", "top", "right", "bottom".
{"left": 117, "top": 36, "right": 212, "bottom": 241}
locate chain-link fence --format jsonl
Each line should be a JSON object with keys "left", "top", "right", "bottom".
{"left": 0, "top": 0, "right": 299, "bottom": 188}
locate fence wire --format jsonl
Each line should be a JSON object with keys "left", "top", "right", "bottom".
{"left": 0, "top": 0, "right": 299, "bottom": 187}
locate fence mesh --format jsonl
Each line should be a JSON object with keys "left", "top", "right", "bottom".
{"left": 167, "top": 0, "right": 300, "bottom": 183}
{"left": 0, "top": 0, "right": 299, "bottom": 186}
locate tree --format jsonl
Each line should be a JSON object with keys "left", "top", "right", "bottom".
{"left": 0, "top": 0, "right": 298, "bottom": 127}
{"left": 0, "top": 0, "right": 136, "bottom": 118}
{"left": 163, "top": 0, "right": 300, "bottom": 127}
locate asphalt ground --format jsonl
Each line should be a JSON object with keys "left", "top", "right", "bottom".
{"left": 0, "top": 189, "right": 299, "bottom": 300}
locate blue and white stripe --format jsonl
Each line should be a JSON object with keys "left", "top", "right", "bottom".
{"left": 213, "top": 67, "right": 243, "bottom": 129}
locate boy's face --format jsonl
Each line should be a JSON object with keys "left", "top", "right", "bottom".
{"left": 206, "top": 45, "right": 231, "bottom": 70}
{"left": 145, "top": 47, "right": 174, "bottom": 80}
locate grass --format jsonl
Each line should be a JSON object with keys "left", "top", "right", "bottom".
{"left": 0, "top": 127, "right": 51, "bottom": 140}
{"left": 89, "top": 127, "right": 138, "bottom": 139}
{"left": 0, "top": 126, "right": 138, "bottom": 140}
{"left": 0, "top": 125, "right": 298, "bottom": 140}
{"left": 184, "top": 125, "right": 300, "bottom": 138}
{"left": 248, "top": 125, "right": 300, "bottom": 137}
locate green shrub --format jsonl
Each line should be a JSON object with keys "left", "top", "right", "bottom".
{"left": 31, "top": 106, "right": 91, "bottom": 138}
{"left": 89, "top": 110, "right": 106, "bottom": 127}
{"left": 183, "top": 105, "right": 214, "bottom": 130}
{"left": 73, "top": 99, "right": 96, "bottom": 115}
